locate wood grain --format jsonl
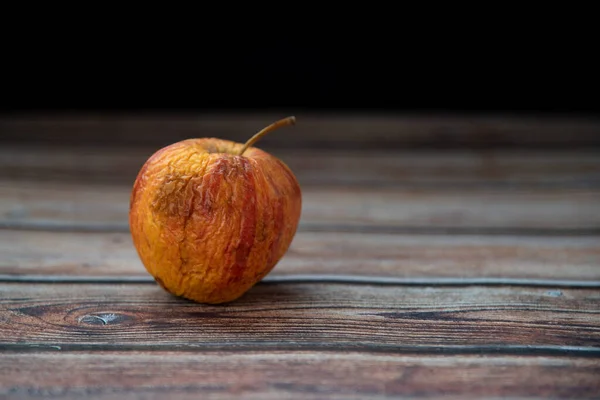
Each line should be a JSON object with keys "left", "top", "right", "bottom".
{"left": 2, "top": 145, "right": 599, "bottom": 188}
{"left": 2, "top": 113, "right": 600, "bottom": 149}
{"left": 1, "top": 230, "right": 599, "bottom": 283}
{"left": 1, "top": 352, "right": 598, "bottom": 399}
{"left": 2, "top": 116, "right": 599, "bottom": 400}
{"left": 2, "top": 180, "right": 599, "bottom": 233}
{"left": 2, "top": 283, "right": 599, "bottom": 350}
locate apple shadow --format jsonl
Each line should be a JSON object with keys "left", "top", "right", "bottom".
{"left": 142, "top": 280, "right": 307, "bottom": 311}
{"left": 138, "top": 282, "right": 315, "bottom": 338}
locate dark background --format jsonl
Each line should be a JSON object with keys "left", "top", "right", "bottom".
{"left": 1, "top": 21, "right": 599, "bottom": 117}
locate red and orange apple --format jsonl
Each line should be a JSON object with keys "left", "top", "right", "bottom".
{"left": 129, "top": 117, "right": 302, "bottom": 304}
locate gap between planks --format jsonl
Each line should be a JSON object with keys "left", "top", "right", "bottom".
{"left": 2, "top": 275, "right": 600, "bottom": 288}
{"left": 1, "top": 343, "right": 600, "bottom": 357}
{"left": 4, "top": 222, "right": 600, "bottom": 236}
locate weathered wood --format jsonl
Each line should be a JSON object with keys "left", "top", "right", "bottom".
{"left": 1, "top": 230, "right": 599, "bottom": 283}
{"left": 1, "top": 352, "right": 598, "bottom": 399}
{"left": 2, "top": 283, "right": 599, "bottom": 350}
{"left": 2, "top": 115, "right": 598, "bottom": 400}
{"left": 2, "top": 113, "right": 600, "bottom": 149}
{"left": 2, "top": 181, "right": 599, "bottom": 233}
{"left": 1, "top": 145, "right": 599, "bottom": 188}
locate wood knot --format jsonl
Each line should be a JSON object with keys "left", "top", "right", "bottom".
{"left": 78, "top": 312, "right": 131, "bottom": 326}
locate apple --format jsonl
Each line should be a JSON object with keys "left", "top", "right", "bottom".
{"left": 129, "top": 116, "right": 302, "bottom": 304}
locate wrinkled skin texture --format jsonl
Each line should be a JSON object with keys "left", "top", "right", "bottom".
{"left": 129, "top": 138, "right": 302, "bottom": 304}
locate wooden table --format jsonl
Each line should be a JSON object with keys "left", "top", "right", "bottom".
{"left": 1, "top": 113, "right": 599, "bottom": 399}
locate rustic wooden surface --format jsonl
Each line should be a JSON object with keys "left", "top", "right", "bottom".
{"left": 1, "top": 113, "right": 599, "bottom": 399}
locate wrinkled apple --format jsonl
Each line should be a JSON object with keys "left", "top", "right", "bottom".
{"left": 129, "top": 116, "right": 302, "bottom": 304}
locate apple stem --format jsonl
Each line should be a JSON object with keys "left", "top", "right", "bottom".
{"left": 238, "top": 116, "right": 296, "bottom": 156}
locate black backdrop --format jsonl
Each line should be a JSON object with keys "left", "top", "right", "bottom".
{"left": 2, "top": 36, "right": 599, "bottom": 117}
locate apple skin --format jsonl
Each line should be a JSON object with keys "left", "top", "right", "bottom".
{"left": 129, "top": 137, "right": 302, "bottom": 304}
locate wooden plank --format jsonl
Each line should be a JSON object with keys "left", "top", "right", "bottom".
{"left": 2, "top": 112, "right": 600, "bottom": 149}
{"left": 1, "top": 181, "right": 599, "bottom": 233}
{"left": 1, "top": 145, "right": 599, "bottom": 188}
{"left": 1, "top": 283, "right": 599, "bottom": 350}
{"left": 1, "top": 352, "right": 598, "bottom": 399}
{"left": 1, "top": 230, "right": 599, "bottom": 283}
